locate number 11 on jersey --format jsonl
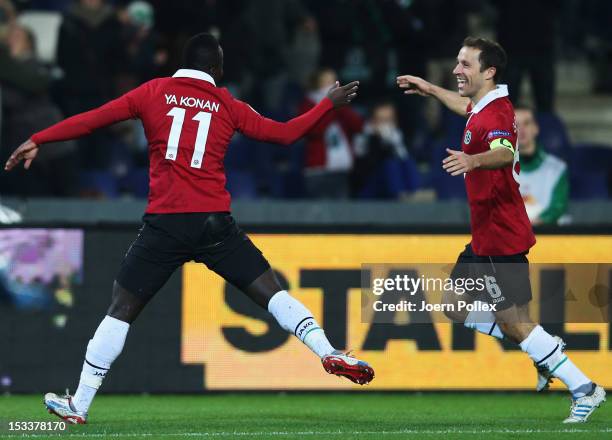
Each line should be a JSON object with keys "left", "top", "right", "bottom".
{"left": 165, "top": 107, "right": 212, "bottom": 169}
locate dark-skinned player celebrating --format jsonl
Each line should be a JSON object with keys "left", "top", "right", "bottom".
{"left": 5, "top": 33, "right": 374, "bottom": 424}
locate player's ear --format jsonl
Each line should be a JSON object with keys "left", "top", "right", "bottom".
{"left": 485, "top": 66, "right": 496, "bottom": 81}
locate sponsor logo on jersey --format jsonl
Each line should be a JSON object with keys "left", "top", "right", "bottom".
{"left": 463, "top": 130, "right": 472, "bottom": 144}
{"left": 487, "top": 129, "right": 511, "bottom": 139}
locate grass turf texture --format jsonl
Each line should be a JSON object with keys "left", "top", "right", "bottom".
{"left": 0, "top": 393, "right": 610, "bottom": 439}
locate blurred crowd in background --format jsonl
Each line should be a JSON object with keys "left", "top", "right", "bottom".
{"left": 1, "top": 0, "right": 612, "bottom": 225}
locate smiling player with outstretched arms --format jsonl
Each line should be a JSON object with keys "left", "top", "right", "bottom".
{"left": 5, "top": 33, "right": 374, "bottom": 425}
{"left": 397, "top": 37, "right": 605, "bottom": 423}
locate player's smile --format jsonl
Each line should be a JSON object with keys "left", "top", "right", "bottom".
{"left": 457, "top": 76, "right": 467, "bottom": 92}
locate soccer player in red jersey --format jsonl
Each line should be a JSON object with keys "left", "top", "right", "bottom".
{"left": 397, "top": 37, "right": 605, "bottom": 423}
{"left": 5, "top": 33, "right": 374, "bottom": 424}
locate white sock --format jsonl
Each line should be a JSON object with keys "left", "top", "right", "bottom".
{"left": 464, "top": 302, "right": 504, "bottom": 339}
{"left": 267, "top": 290, "right": 335, "bottom": 358}
{"left": 520, "top": 325, "right": 592, "bottom": 398}
{"left": 72, "top": 316, "right": 130, "bottom": 412}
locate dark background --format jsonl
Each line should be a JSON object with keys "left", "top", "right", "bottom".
{"left": 0, "top": 228, "right": 203, "bottom": 393}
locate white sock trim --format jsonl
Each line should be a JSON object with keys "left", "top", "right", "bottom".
{"left": 519, "top": 325, "right": 592, "bottom": 394}
{"left": 464, "top": 303, "right": 503, "bottom": 339}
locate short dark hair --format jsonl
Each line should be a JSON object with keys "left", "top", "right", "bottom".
{"left": 462, "top": 37, "right": 507, "bottom": 83}
{"left": 182, "top": 33, "right": 222, "bottom": 72}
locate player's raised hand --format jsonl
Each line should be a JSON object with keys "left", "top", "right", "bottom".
{"left": 396, "top": 75, "right": 434, "bottom": 96}
{"left": 442, "top": 148, "right": 478, "bottom": 176}
{"left": 327, "top": 81, "right": 359, "bottom": 108}
{"left": 4, "top": 139, "right": 39, "bottom": 171}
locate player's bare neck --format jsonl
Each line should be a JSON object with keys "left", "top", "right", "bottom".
{"left": 471, "top": 83, "right": 497, "bottom": 108}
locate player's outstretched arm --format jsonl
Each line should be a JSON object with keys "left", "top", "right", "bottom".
{"left": 235, "top": 81, "right": 359, "bottom": 146}
{"left": 4, "top": 86, "right": 146, "bottom": 171}
{"left": 397, "top": 75, "right": 470, "bottom": 117}
{"left": 326, "top": 80, "right": 359, "bottom": 108}
{"left": 442, "top": 146, "right": 514, "bottom": 176}
{"left": 4, "top": 139, "right": 38, "bottom": 170}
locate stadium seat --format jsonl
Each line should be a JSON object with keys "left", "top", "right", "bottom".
{"left": 79, "top": 171, "right": 119, "bottom": 198}
{"left": 225, "top": 135, "right": 255, "bottom": 170}
{"left": 280, "top": 141, "right": 306, "bottom": 198}
{"left": 535, "top": 112, "right": 571, "bottom": 159}
{"left": 442, "top": 111, "right": 468, "bottom": 143}
{"left": 226, "top": 171, "right": 258, "bottom": 199}
{"left": 568, "top": 144, "right": 612, "bottom": 199}
{"left": 408, "top": 128, "right": 432, "bottom": 163}
{"left": 120, "top": 168, "right": 149, "bottom": 198}
{"left": 18, "top": 11, "right": 63, "bottom": 64}
{"left": 432, "top": 172, "right": 468, "bottom": 200}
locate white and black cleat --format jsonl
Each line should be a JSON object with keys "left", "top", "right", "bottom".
{"left": 563, "top": 384, "right": 606, "bottom": 423}
{"left": 44, "top": 392, "right": 87, "bottom": 424}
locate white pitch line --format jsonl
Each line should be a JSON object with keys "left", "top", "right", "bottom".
{"left": 2, "top": 428, "right": 612, "bottom": 438}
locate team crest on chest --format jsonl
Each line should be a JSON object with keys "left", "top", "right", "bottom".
{"left": 464, "top": 130, "right": 472, "bottom": 144}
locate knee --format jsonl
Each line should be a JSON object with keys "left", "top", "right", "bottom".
{"left": 107, "top": 302, "right": 133, "bottom": 324}
{"left": 497, "top": 320, "right": 536, "bottom": 344}
{"left": 441, "top": 294, "right": 468, "bottom": 323}
{"left": 106, "top": 304, "right": 132, "bottom": 323}
{"left": 443, "top": 307, "right": 468, "bottom": 323}
{"left": 244, "top": 269, "right": 283, "bottom": 309}
{"left": 497, "top": 322, "right": 522, "bottom": 343}
{"left": 107, "top": 281, "right": 145, "bottom": 324}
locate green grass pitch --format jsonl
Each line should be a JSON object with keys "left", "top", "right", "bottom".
{"left": 0, "top": 393, "right": 610, "bottom": 439}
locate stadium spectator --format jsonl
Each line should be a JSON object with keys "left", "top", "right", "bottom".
{"left": 0, "top": 24, "right": 78, "bottom": 196}
{"left": 516, "top": 106, "right": 569, "bottom": 225}
{"left": 286, "top": 15, "right": 320, "bottom": 90}
{"left": 312, "top": 0, "right": 428, "bottom": 96}
{"left": 117, "top": 0, "right": 168, "bottom": 89}
{"left": 299, "top": 68, "right": 363, "bottom": 199}
{"left": 0, "top": 0, "right": 15, "bottom": 32}
{"left": 55, "top": 0, "right": 124, "bottom": 170}
{"left": 0, "top": 0, "right": 16, "bottom": 165}
{"left": 238, "top": 0, "right": 311, "bottom": 116}
{"left": 111, "top": 1, "right": 167, "bottom": 194}
{"left": 21, "top": 0, "right": 72, "bottom": 11}
{"left": 494, "top": 0, "right": 561, "bottom": 112}
{"left": 583, "top": 0, "right": 612, "bottom": 93}
{"left": 352, "top": 102, "right": 420, "bottom": 199}
{"left": 147, "top": 0, "right": 245, "bottom": 86}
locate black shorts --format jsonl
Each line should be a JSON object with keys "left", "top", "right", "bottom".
{"left": 450, "top": 243, "right": 532, "bottom": 311}
{"left": 116, "top": 212, "right": 270, "bottom": 298}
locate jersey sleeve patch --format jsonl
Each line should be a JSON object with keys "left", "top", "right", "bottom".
{"left": 489, "top": 137, "right": 515, "bottom": 154}
{"left": 487, "top": 129, "right": 512, "bottom": 139}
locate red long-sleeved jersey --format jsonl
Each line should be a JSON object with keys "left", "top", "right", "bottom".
{"left": 31, "top": 69, "right": 334, "bottom": 213}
